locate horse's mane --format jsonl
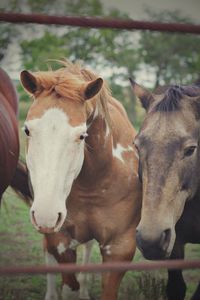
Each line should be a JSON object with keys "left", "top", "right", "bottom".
{"left": 0, "top": 68, "right": 18, "bottom": 116}
{"left": 153, "top": 84, "right": 200, "bottom": 112}
{"left": 34, "top": 59, "right": 112, "bottom": 127}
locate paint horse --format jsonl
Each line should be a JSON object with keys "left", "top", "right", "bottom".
{"left": 0, "top": 68, "right": 19, "bottom": 200}
{"left": 130, "top": 80, "right": 200, "bottom": 300}
{"left": 20, "top": 60, "right": 141, "bottom": 300}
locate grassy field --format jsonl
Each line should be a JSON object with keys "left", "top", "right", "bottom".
{"left": 0, "top": 101, "right": 200, "bottom": 299}
{"left": 0, "top": 193, "right": 200, "bottom": 300}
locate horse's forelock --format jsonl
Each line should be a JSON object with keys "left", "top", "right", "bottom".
{"left": 35, "top": 60, "right": 112, "bottom": 128}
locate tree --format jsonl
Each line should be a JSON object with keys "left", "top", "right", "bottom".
{"left": 0, "top": 0, "right": 21, "bottom": 62}
{"left": 0, "top": 24, "right": 15, "bottom": 61}
{"left": 18, "top": 0, "right": 140, "bottom": 122}
{"left": 138, "top": 10, "right": 200, "bottom": 87}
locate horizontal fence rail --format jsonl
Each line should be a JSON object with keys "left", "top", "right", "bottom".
{"left": 0, "top": 10, "right": 200, "bottom": 281}
{"left": 0, "top": 12, "right": 200, "bottom": 34}
{"left": 1, "top": 260, "right": 200, "bottom": 276}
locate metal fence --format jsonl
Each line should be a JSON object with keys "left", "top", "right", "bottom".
{"left": 0, "top": 12, "right": 200, "bottom": 34}
{"left": 0, "top": 10, "right": 200, "bottom": 276}
{"left": 1, "top": 259, "right": 200, "bottom": 276}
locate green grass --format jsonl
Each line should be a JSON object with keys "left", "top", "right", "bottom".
{"left": 0, "top": 101, "right": 200, "bottom": 299}
{"left": 0, "top": 191, "right": 45, "bottom": 300}
{"left": 0, "top": 191, "right": 200, "bottom": 300}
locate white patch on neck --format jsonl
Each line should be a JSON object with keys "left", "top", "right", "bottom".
{"left": 86, "top": 105, "right": 98, "bottom": 129}
{"left": 93, "top": 105, "right": 99, "bottom": 119}
{"left": 105, "top": 121, "right": 110, "bottom": 138}
{"left": 112, "top": 143, "right": 134, "bottom": 163}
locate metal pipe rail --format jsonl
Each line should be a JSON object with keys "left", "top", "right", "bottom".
{"left": 1, "top": 259, "right": 200, "bottom": 276}
{"left": 0, "top": 12, "right": 200, "bottom": 34}
{"left": 0, "top": 10, "right": 200, "bottom": 280}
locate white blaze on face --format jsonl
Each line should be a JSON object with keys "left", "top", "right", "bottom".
{"left": 26, "top": 108, "right": 86, "bottom": 231}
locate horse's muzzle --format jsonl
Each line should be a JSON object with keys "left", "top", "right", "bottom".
{"left": 30, "top": 209, "right": 65, "bottom": 234}
{"left": 136, "top": 228, "right": 171, "bottom": 260}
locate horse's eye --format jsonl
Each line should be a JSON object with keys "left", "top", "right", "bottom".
{"left": 80, "top": 133, "right": 88, "bottom": 140}
{"left": 184, "top": 146, "right": 197, "bottom": 157}
{"left": 24, "top": 126, "right": 30, "bottom": 137}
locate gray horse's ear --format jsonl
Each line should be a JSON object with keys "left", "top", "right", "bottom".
{"left": 129, "top": 78, "right": 153, "bottom": 111}
{"left": 192, "top": 98, "right": 200, "bottom": 120}
{"left": 84, "top": 78, "right": 103, "bottom": 100}
{"left": 20, "top": 70, "right": 40, "bottom": 95}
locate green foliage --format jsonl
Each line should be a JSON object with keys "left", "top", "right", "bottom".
{"left": 137, "top": 272, "right": 167, "bottom": 300}
{"left": 1, "top": 1, "right": 200, "bottom": 127}
{"left": 138, "top": 10, "right": 200, "bottom": 87}
{"left": 0, "top": 190, "right": 199, "bottom": 299}
{"left": 20, "top": 31, "right": 69, "bottom": 70}
{"left": 18, "top": 0, "right": 137, "bottom": 73}
{"left": 17, "top": 0, "right": 140, "bottom": 123}
{"left": 0, "top": 24, "right": 17, "bottom": 61}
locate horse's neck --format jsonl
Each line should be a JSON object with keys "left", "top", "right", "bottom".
{"left": 194, "top": 185, "right": 200, "bottom": 204}
{"left": 79, "top": 107, "right": 113, "bottom": 182}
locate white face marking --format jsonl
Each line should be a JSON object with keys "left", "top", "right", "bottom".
{"left": 112, "top": 143, "right": 134, "bottom": 163}
{"left": 57, "top": 242, "right": 66, "bottom": 255}
{"left": 26, "top": 108, "right": 86, "bottom": 231}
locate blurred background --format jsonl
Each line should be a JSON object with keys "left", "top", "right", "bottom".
{"left": 1, "top": 0, "right": 200, "bottom": 127}
{"left": 0, "top": 1, "right": 200, "bottom": 299}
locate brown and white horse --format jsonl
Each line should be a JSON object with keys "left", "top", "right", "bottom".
{"left": 20, "top": 61, "right": 141, "bottom": 300}
{"left": 0, "top": 68, "right": 19, "bottom": 200}
{"left": 130, "top": 80, "right": 200, "bottom": 300}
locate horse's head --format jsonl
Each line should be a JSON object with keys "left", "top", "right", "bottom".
{"left": 130, "top": 80, "right": 200, "bottom": 259}
{"left": 20, "top": 64, "right": 103, "bottom": 233}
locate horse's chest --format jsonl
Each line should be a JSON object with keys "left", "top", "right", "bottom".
{"left": 66, "top": 182, "right": 138, "bottom": 242}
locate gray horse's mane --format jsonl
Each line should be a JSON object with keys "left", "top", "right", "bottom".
{"left": 153, "top": 84, "right": 200, "bottom": 112}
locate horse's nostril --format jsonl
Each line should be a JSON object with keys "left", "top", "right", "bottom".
{"left": 31, "top": 210, "right": 38, "bottom": 227}
{"left": 55, "top": 212, "right": 63, "bottom": 228}
{"left": 136, "top": 229, "right": 142, "bottom": 249}
{"left": 160, "top": 228, "right": 171, "bottom": 251}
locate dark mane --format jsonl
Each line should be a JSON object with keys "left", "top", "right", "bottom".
{"left": 153, "top": 85, "right": 200, "bottom": 112}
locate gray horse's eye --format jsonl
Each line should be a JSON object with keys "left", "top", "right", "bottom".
{"left": 184, "top": 146, "right": 196, "bottom": 157}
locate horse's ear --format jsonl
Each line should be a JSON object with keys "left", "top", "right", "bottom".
{"left": 84, "top": 78, "right": 103, "bottom": 100}
{"left": 20, "top": 70, "right": 39, "bottom": 95}
{"left": 192, "top": 98, "right": 200, "bottom": 120}
{"left": 129, "top": 78, "right": 153, "bottom": 111}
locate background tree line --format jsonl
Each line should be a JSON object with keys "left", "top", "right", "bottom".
{"left": 1, "top": 0, "right": 200, "bottom": 127}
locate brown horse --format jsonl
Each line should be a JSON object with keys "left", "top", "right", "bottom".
{"left": 0, "top": 68, "right": 19, "bottom": 200}
{"left": 130, "top": 79, "right": 200, "bottom": 300}
{"left": 20, "top": 60, "right": 141, "bottom": 300}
